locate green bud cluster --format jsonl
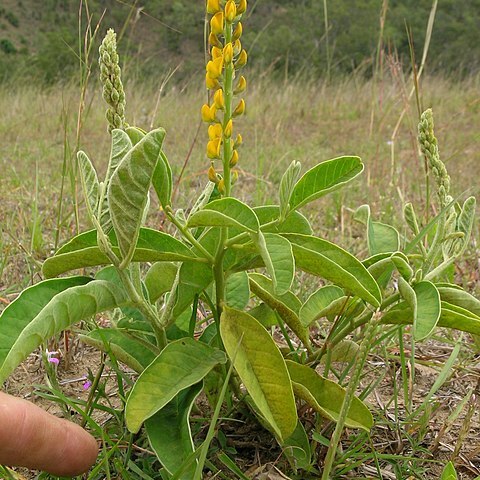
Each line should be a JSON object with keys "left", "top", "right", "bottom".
{"left": 418, "top": 108, "right": 450, "bottom": 207}
{"left": 99, "top": 29, "right": 128, "bottom": 133}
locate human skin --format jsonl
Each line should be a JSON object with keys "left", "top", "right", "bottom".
{"left": 0, "top": 392, "right": 98, "bottom": 476}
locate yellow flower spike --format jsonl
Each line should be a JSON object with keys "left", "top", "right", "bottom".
{"left": 218, "top": 178, "right": 226, "bottom": 195}
{"left": 210, "top": 11, "right": 224, "bottom": 35}
{"left": 207, "top": 56, "right": 224, "bottom": 79}
{"left": 207, "top": 138, "right": 222, "bottom": 159}
{"left": 237, "top": 0, "right": 247, "bottom": 15}
{"left": 234, "top": 133, "right": 243, "bottom": 147}
{"left": 231, "top": 169, "right": 239, "bottom": 184}
{"left": 223, "top": 42, "right": 234, "bottom": 64}
{"left": 201, "top": 104, "right": 214, "bottom": 122}
{"left": 233, "top": 39, "right": 242, "bottom": 55}
{"left": 206, "top": 0, "right": 221, "bottom": 14}
{"left": 208, "top": 123, "right": 223, "bottom": 140}
{"left": 224, "top": 119, "right": 233, "bottom": 138}
{"left": 214, "top": 89, "right": 225, "bottom": 109}
{"left": 206, "top": 73, "right": 220, "bottom": 90}
{"left": 208, "top": 164, "right": 219, "bottom": 183}
{"left": 233, "top": 98, "right": 246, "bottom": 117}
{"left": 235, "top": 49, "right": 248, "bottom": 68}
{"left": 234, "top": 75, "right": 247, "bottom": 94}
{"left": 209, "top": 32, "right": 222, "bottom": 48}
{"left": 229, "top": 149, "right": 239, "bottom": 167}
{"left": 225, "top": 0, "right": 237, "bottom": 22}
{"left": 232, "top": 22, "right": 243, "bottom": 41}
{"left": 211, "top": 46, "right": 223, "bottom": 59}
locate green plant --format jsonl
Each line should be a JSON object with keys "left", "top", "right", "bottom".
{"left": 0, "top": 2, "right": 478, "bottom": 478}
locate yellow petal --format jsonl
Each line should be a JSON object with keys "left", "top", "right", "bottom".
{"left": 225, "top": 0, "right": 237, "bottom": 22}
{"left": 234, "top": 75, "right": 247, "bottom": 94}
{"left": 232, "top": 22, "right": 243, "bottom": 42}
{"left": 206, "top": 73, "right": 219, "bottom": 90}
{"left": 233, "top": 99, "right": 245, "bottom": 117}
{"left": 235, "top": 49, "right": 248, "bottom": 68}
{"left": 214, "top": 89, "right": 225, "bottom": 109}
{"left": 237, "top": 0, "right": 247, "bottom": 15}
{"left": 207, "top": 138, "right": 221, "bottom": 159}
{"left": 209, "top": 32, "right": 222, "bottom": 48}
{"left": 208, "top": 164, "right": 219, "bottom": 183}
{"left": 233, "top": 39, "right": 242, "bottom": 56}
{"left": 229, "top": 149, "right": 239, "bottom": 167}
{"left": 201, "top": 104, "right": 213, "bottom": 122}
{"left": 210, "top": 11, "right": 224, "bottom": 35}
{"left": 224, "top": 119, "right": 233, "bottom": 138}
{"left": 208, "top": 123, "right": 223, "bottom": 140}
{"left": 206, "top": 0, "right": 221, "bottom": 15}
{"left": 211, "top": 46, "right": 223, "bottom": 59}
{"left": 223, "top": 42, "right": 234, "bottom": 64}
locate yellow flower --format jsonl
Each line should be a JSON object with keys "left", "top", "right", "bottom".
{"left": 211, "top": 46, "right": 223, "bottom": 59}
{"left": 207, "top": 138, "right": 222, "bottom": 159}
{"left": 234, "top": 75, "right": 247, "bottom": 94}
{"left": 201, "top": 103, "right": 217, "bottom": 122}
{"left": 210, "top": 11, "right": 224, "bottom": 35}
{"left": 224, "top": 119, "right": 233, "bottom": 138}
{"left": 235, "top": 49, "right": 248, "bottom": 68}
{"left": 237, "top": 0, "right": 247, "bottom": 15}
{"left": 232, "top": 22, "right": 243, "bottom": 41}
{"left": 233, "top": 39, "right": 242, "bottom": 56}
{"left": 218, "top": 178, "right": 226, "bottom": 194}
{"left": 214, "top": 89, "right": 225, "bottom": 109}
{"left": 223, "top": 42, "right": 234, "bottom": 64}
{"left": 231, "top": 169, "right": 239, "bottom": 184}
{"left": 206, "top": 56, "right": 224, "bottom": 79}
{"left": 234, "top": 133, "right": 243, "bottom": 147}
{"left": 208, "top": 123, "right": 223, "bottom": 140}
{"left": 206, "top": 73, "right": 220, "bottom": 90}
{"left": 229, "top": 149, "right": 239, "bottom": 167}
{"left": 208, "top": 164, "right": 219, "bottom": 183}
{"left": 206, "top": 0, "right": 221, "bottom": 14}
{"left": 225, "top": 0, "right": 237, "bottom": 22}
{"left": 233, "top": 99, "right": 246, "bottom": 117}
{"left": 209, "top": 32, "right": 222, "bottom": 48}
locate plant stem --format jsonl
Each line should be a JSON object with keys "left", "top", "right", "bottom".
{"left": 223, "top": 22, "right": 234, "bottom": 197}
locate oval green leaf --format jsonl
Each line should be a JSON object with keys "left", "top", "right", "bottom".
{"left": 125, "top": 338, "right": 226, "bottom": 433}
{"left": 300, "top": 285, "right": 345, "bottom": 328}
{"left": 145, "top": 262, "right": 178, "bottom": 303}
{"left": 286, "top": 360, "right": 373, "bottom": 431}
{"left": 220, "top": 306, "right": 297, "bottom": 441}
{"left": 413, "top": 281, "right": 441, "bottom": 341}
{"left": 289, "top": 156, "right": 363, "bottom": 210}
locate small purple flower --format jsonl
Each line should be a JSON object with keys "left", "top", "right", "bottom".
{"left": 82, "top": 380, "right": 93, "bottom": 390}
{"left": 46, "top": 349, "right": 60, "bottom": 365}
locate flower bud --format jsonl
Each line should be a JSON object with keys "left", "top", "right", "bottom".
{"left": 206, "top": 0, "right": 221, "bottom": 14}
{"left": 231, "top": 169, "right": 239, "bottom": 184}
{"left": 208, "top": 164, "right": 219, "bottom": 183}
{"left": 206, "top": 56, "right": 224, "bottom": 79}
{"left": 201, "top": 103, "right": 217, "bottom": 122}
{"left": 224, "top": 119, "right": 233, "bottom": 138}
{"left": 211, "top": 46, "right": 223, "bottom": 59}
{"left": 234, "top": 75, "right": 247, "bottom": 94}
{"left": 237, "top": 0, "right": 247, "bottom": 14}
{"left": 207, "top": 138, "right": 222, "bottom": 159}
{"left": 229, "top": 149, "right": 239, "bottom": 167}
{"left": 235, "top": 49, "right": 248, "bottom": 68}
{"left": 225, "top": 0, "right": 237, "bottom": 22}
{"left": 234, "top": 133, "right": 243, "bottom": 147}
{"left": 223, "top": 42, "right": 234, "bottom": 64}
{"left": 206, "top": 73, "right": 220, "bottom": 90}
{"left": 214, "top": 89, "right": 225, "bottom": 109}
{"left": 232, "top": 98, "right": 245, "bottom": 117}
{"left": 218, "top": 178, "right": 226, "bottom": 195}
{"left": 210, "top": 11, "right": 224, "bottom": 35}
{"left": 232, "top": 22, "right": 243, "bottom": 41}
{"left": 209, "top": 32, "right": 222, "bottom": 48}
{"left": 208, "top": 123, "right": 223, "bottom": 140}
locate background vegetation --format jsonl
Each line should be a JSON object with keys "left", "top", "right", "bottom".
{"left": 1, "top": 0, "right": 480, "bottom": 84}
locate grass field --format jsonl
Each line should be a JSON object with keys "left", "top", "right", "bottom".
{"left": 1, "top": 72, "right": 480, "bottom": 479}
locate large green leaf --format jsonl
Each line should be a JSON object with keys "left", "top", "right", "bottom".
{"left": 248, "top": 273, "right": 310, "bottom": 349}
{"left": 299, "top": 285, "right": 345, "bottom": 328}
{"left": 286, "top": 361, "right": 373, "bottom": 431}
{"left": 251, "top": 232, "right": 294, "bottom": 295}
{"left": 220, "top": 307, "right": 297, "bottom": 441}
{"left": 0, "top": 280, "right": 129, "bottom": 383}
{"left": 80, "top": 328, "right": 157, "bottom": 373}
{"left": 413, "top": 281, "right": 441, "bottom": 341}
{"left": 145, "top": 262, "right": 178, "bottom": 303}
{"left": 225, "top": 271, "right": 250, "bottom": 309}
{"left": 284, "top": 234, "right": 381, "bottom": 307}
{"left": 254, "top": 206, "right": 312, "bottom": 235}
{"left": 438, "top": 285, "right": 480, "bottom": 316}
{"left": 77, "top": 151, "right": 99, "bottom": 217}
{"left": 187, "top": 198, "right": 259, "bottom": 233}
{"left": 108, "top": 128, "right": 166, "bottom": 267}
{"left": 125, "top": 338, "right": 226, "bottom": 433}
{"left": 42, "top": 228, "right": 197, "bottom": 278}
{"left": 289, "top": 156, "right": 363, "bottom": 210}
{"left": 152, "top": 151, "right": 173, "bottom": 209}
{"left": 0, "top": 277, "right": 91, "bottom": 372}
{"left": 146, "top": 382, "right": 202, "bottom": 479}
